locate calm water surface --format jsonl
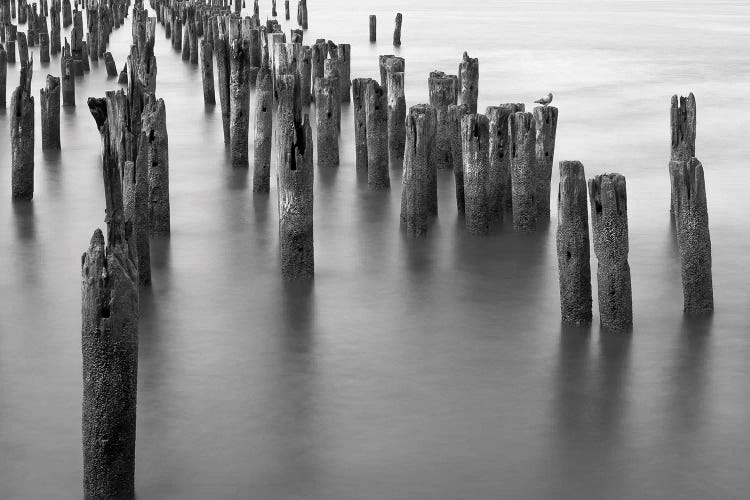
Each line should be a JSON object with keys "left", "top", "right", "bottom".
{"left": 1, "top": 1, "right": 749, "bottom": 498}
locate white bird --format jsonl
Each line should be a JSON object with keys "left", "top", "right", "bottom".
{"left": 534, "top": 93, "right": 554, "bottom": 106}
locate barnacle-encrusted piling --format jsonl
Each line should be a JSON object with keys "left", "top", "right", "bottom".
{"left": 461, "top": 113, "right": 490, "bottom": 235}
{"left": 448, "top": 103, "right": 470, "bottom": 212}
{"left": 315, "top": 76, "right": 339, "bottom": 168}
{"left": 669, "top": 93, "right": 696, "bottom": 218}
{"left": 229, "top": 36, "right": 251, "bottom": 167}
{"left": 428, "top": 71, "right": 459, "bottom": 170}
{"left": 352, "top": 77, "right": 372, "bottom": 172}
{"left": 365, "top": 79, "right": 388, "bottom": 189}
{"left": 400, "top": 104, "right": 437, "bottom": 236}
{"left": 509, "top": 111, "right": 537, "bottom": 231}
{"left": 143, "top": 95, "right": 170, "bottom": 236}
{"left": 253, "top": 67, "right": 273, "bottom": 192}
{"left": 533, "top": 105, "right": 558, "bottom": 221}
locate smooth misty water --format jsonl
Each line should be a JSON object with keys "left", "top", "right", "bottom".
{"left": 1, "top": 1, "right": 750, "bottom": 498}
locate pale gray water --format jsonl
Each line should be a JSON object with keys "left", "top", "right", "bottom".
{"left": 1, "top": 0, "right": 750, "bottom": 498}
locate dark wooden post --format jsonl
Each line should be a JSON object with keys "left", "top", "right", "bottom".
{"left": 458, "top": 51, "right": 478, "bottom": 114}
{"left": 323, "top": 58, "right": 341, "bottom": 132}
{"left": 428, "top": 71, "right": 459, "bottom": 170}
{"left": 533, "top": 105, "right": 558, "bottom": 222}
{"left": 352, "top": 77, "right": 371, "bottom": 172}
{"left": 386, "top": 65, "right": 405, "bottom": 170}
{"left": 669, "top": 93, "right": 696, "bottom": 218}
{"left": 6, "top": 24, "right": 17, "bottom": 64}
{"left": 285, "top": 0, "right": 289, "bottom": 20}
{"left": 393, "top": 12, "right": 402, "bottom": 46}
{"left": 83, "top": 97, "right": 139, "bottom": 500}
{"left": 215, "top": 32, "right": 230, "bottom": 144}
{"left": 365, "top": 79, "right": 388, "bottom": 189}
{"left": 315, "top": 76, "right": 339, "bottom": 168}
{"left": 310, "top": 40, "right": 325, "bottom": 102}
{"left": 62, "top": 0, "right": 71, "bottom": 26}
{"left": 0, "top": 44, "right": 6, "bottom": 109}
{"left": 486, "top": 103, "right": 523, "bottom": 222}
{"left": 134, "top": 126, "right": 152, "bottom": 285}
{"left": 556, "top": 161, "right": 592, "bottom": 326}
{"left": 230, "top": 36, "right": 251, "bottom": 168}
{"left": 369, "top": 14, "right": 376, "bottom": 42}
{"left": 103, "top": 51, "right": 118, "bottom": 76}
{"left": 142, "top": 94, "right": 170, "bottom": 236}
{"left": 50, "top": 4, "right": 61, "bottom": 54}
{"left": 337, "top": 43, "right": 351, "bottom": 103}
{"left": 448, "top": 103, "right": 470, "bottom": 212}
{"left": 40, "top": 74, "right": 60, "bottom": 150}
{"left": 461, "top": 113, "right": 490, "bottom": 235}
{"left": 589, "top": 173, "right": 632, "bottom": 332}
{"left": 400, "top": 104, "right": 436, "bottom": 236}
{"left": 509, "top": 111, "right": 537, "bottom": 231}
{"left": 253, "top": 67, "right": 273, "bottom": 192}
{"left": 39, "top": 24, "right": 50, "bottom": 62}
{"left": 11, "top": 64, "right": 34, "bottom": 200}
{"left": 277, "top": 74, "right": 314, "bottom": 280}
{"left": 670, "top": 157, "right": 713, "bottom": 313}
{"left": 297, "top": 44, "right": 311, "bottom": 107}
{"left": 61, "top": 38, "right": 75, "bottom": 106}
{"left": 200, "top": 39, "right": 215, "bottom": 104}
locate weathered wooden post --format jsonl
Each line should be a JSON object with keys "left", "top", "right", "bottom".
{"left": 103, "top": 51, "right": 117, "bottom": 76}
{"left": 461, "top": 113, "right": 490, "bottom": 235}
{"left": 189, "top": 9, "right": 198, "bottom": 65}
{"left": 118, "top": 63, "right": 128, "bottom": 84}
{"left": 133, "top": 126, "right": 151, "bottom": 285}
{"left": 298, "top": 0, "right": 307, "bottom": 29}
{"left": 400, "top": 104, "right": 436, "bottom": 236}
{"left": 83, "top": 97, "right": 139, "bottom": 500}
{"left": 369, "top": 14, "right": 376, "bottom": 42}
{"left": 365, "top": 79, "right": 388, "bottom": 189}
{"left": 0, "top": 44, "right": 5, "bottom": 109}
{"left": 556, "top": 161, "right": 592, "bottom": 326}
{"left": 62, "top": 0, "right": 71, "bottom": 26}
{"left": 17, "top": 31, "right": 28, "bottom": 68}
{"left": 386, "top": 66, "right": 405, "bottom": 170}
{"left": 50, "top": 4, "right": 60, "bottom": 54}
{"left": 39, "top": 25, "right": 50, "bottom": 63}
{"left": 670, "top": 157, "right": 713, "bottom": 313}
{"left": 486, "top": 103, "right": 524, "bottom": 221}
{"left": 143, "top": 94, "right": 170, "bottom": 236}
{"left": 448, "top": 103, "right": 470, "bottom": 212}
{"left": 11, "top": 64, "right": 34, "bottom": 200}
{"left": 200, "top": 39, "right": 215, "bottom": 105}
{"left": 589, "top": 173, "right": 632, "bottom": 332}
{"left": 285, "top": 0, "right": 289, "bottom": 20}
{"left": 428, "top": 71, "right": 459, "bottom": 170}
{"left": 458, "top": 51, "right": 478, "bottom": 114}
{"left": 310, "top": 40, "right": 325, "bottom": 101}
{"left": 230, "top": 37, "right": 250, "bottom": 168}
{"left": 393, "top": 13, "right": 402, "bottom": 46}
{"left": 81, "top": 40, "right": 91, "bottom": 72}
{"left": 315, "top": 76, "right": 339, "bottom": 168}
{"left": 509, "top": 111, "right": 537, "bottom": 231}
{"left": 40, "top": 74, "right": 60, "bottom": 150}
{"left": 533, "top": 105, "right": 558, "bottom": 222}
{"left": 297, "top": 44, "right": 311, "bottom": 107}
{"left": 352, "top": 77, "right": 371, "bottom": 172}
{"left": 61, "top": 39, "right": 75, "bottom": 106}
{"left": 337, "top": 43, "right": 351, "bottom": 103}
{"left": 6, "top": 24, "right": 17, "bottom": 64}
{"left": 277, "top": 74, "right": 314, "bottom": 280}
{"left": 253, "top": 67, "right": 273, "bottom": 192}
{"left": 215, "top": 32, "right": 230, "bottom": 144}
{"left": 323, "top": 58, "right": 341, "bottom": 132}
{"left": 669, "top": 93, "right": 696, "bottom": 218}
{"left": 290, "top": 28, "right": 303, "bottom": 44}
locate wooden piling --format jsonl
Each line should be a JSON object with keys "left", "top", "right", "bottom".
{"left": 272, "top": 0, "right": 277, "bottom": 16}
{"left": 200, "top": 39, "right": 215, "bottom": 105}
{"left": 589, "top": 173, "right": 632, "bottom": 332}
{"left": 509, "top": 111, "right": 537, "bottom": 232}
{"left": 277, "top": 74, "right": 314, "bottom": 280}
{"left": 386, "top": 68, "right": 405, "bottom": 170}
{"left": 39, "top": 28, "right": 50, "bottom": 63}
{"left": 216, "top": 32, "right": 230, "bottom": 144}
{"left": 393, "top": 13, "right": 402, "bottom": 46}
{"left": 253, "top": 67, "right": 272, "bottom": 192}
{"left": 461, "top": 113, "right": 490, "bottom": 235}
{"left": 17, "top": 31, "right": 28, "bottom": 68}
{"left": 337, "top": 43, "right": 351, "bottom": 103}
{"left": 670, "top": 157, "right": 713, "bottom": 313}
{"left": 11, "top": 65, "right": 34, "bottom": 200}
{"left": 297, "top": 44, "right": 311, "bottom": 107}
{"left": 133, "top": 127, "right": 151, "bottom": 285}
{"left": 118, "top": 63, "right": 128, "bottom": 84}
{"left": 556, "top": 161, "right": 592, "bottom": 326}
{"left": 315, "top": 76, "right": 339, "bottom": 168}
{"left": 352, "top": 77, "right": 371, "bottom": 172}
{"left": 669, "top": 93, "right": 696, "bottom": 218}
{"left": 142, "top": 95, "right": 170, "bottom": 236}
{"left": 298, "top": 0, "right": 307, "bottom": 29}
{"left": 486, "top": 103, "right": 524, "bottom": 222}
{"left": 458, "top": 51, "right": 478, "bottom": 114}
{"left": 50, "top": 5, "right": 60, "bottom": 54}
{"left": 448, "top": 103, "right": 470, "bottom": 212}
{"left": 533, "top": 105, "right": 558, "bottom": 222}
{"left": 323, "top": 58, "right": 341, "bottom": 131}
{"left": 40, "top": 74, "right": 60, "bottom": 150}
{"left": 103, "top": 51, "right": 118, "bottom": 76}
{"left": 61, "top": 39, "right": 75, "bottom": 106}
{"left": 369, "top": 14, "right": 376, "bottom": 42}
{"left": 83, "top": 98, "right": 138, "bottom": 500}
{"left": 400, "top": 104, "right": 437, "bottom": 236}
{"left": 6, "top": 25, "right": 16, "bottom": 64}
{"left": 62, "top": 0, "right": 70, "bottom": 26}
{"left": 230, "top": 38, "right": 251, "bottom": 168}
{"left": 428, "top": 71, "right": 459, "bottom": 170}
{"left": 365, "top": 79, "right": 388, "bottom": 189}
{"left": 285, "top": 0, "right": 289, "bottom": 20}
{"left": 0, "top": 44, "right": 5, "bottom": 109}
{"left": 290, "top": 28, "right": 303, "bottom": 44}
{"left": 310, "top": 40, "right": 325, "bottom": 102}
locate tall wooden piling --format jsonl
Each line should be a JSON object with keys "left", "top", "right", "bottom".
{"left": 230, "top": 37, "right": 251, "bottom": 168}
{"left": 315, "top": 76, "right": 339, "bottom": 168}
{"left": 338, "top": 43, "right": 351, "bottom": 103}
{"left": 556, "top": 161, "right": 592, "bottom": 326}
{"left": 133, "top": 127, "right": 151, "bottom": 285}
{"left": 533, "top": 105, "right": 558, "bottom": 222}
{"left": 0, "top": 44, "right": 5, "bottom": 109}
{"left": 200, "top": 39, "right": 215, "bottom": 105}
{"left": 448, "top": 103, "right": 470, "bottom": 212}
{"left": 215, "top": 32, "right": 230, "bottom": 144}
{"left": 285, "top": 0, "right": 289, "bottom": 20}
{"left": 40, "top": 74, "right": 60, "bottom": 150}
{"left": 103, "top": 51, "right": 118, "bottom": 76}
{"left": 253, "top": 67, "right": 273, "bottom": 192}
{"left": 369, "top": 14, "right": 376, "bottom": 42}
{"left": 486, "top": 103, "right": 524, "bottom": 221}
{"left": 277, "top": 74, "right": 314, "bottom": 280}
{"left": 83, "top": 98, "right": 138, "bottom": 500}
{"left": 458, "top": 51, "right": 478, "bottom": 114}
{"left": 509, "top": 111, "right": 537, "bottom": 232}
{"left": 669, "top": 93, "right": 696, "bottom": 218}
{"left": 61, "top": 39, "right": 75, "bottom": 106}
{"left": 310, "top": 41, "right": 326, "bottom": 102}
{"left": 6, "top": 25, "right": 16, "bottom": 64}
{"left": 670, "top": 157, "right": 713, "bottom": 313}
{"left": 39, "top": 28, "right": 50, "bottom": 63}
{"left": 11, "top": 65, "right": 34, "bottom": 200}
{"left": 428, "top": 71, "right": 459, "bottom": 170}
{"left": 400, "top": 104, "right": 436, "bottom": 236}
{"left": 272, "top": 0, "right": 277, "bottom": 17}
{"left": 297, "top": 44, "right": 311, "bottom": 107}
{"left": 365, "top": 79, "right": 388, "bottom": 189}
{"left": 17, "top": 31, "right": 28, "bottom": 67}
{"left": 62, "top": 0, "right": 70, "bottom": 26}
{"left": 386, "top": 67, "right": 405, "bottom": 170}
{"left": 50, "top": 5, "right": 60, "bottom": 54}
{"left": 323, "top": 58, "right": 341, "bottom": 132}
{"left": 393, "top": 13, "right": 402, "bottom": 46}
{"left": 461, "top": 113, "right": 490, "bottom": 235}
{"left": 298, "top": 0, "right": 307, "bottom": 29}
{"left": 589, "top": 173, "right": 632, "bottom": 332}
{"left": 143, "top": 95, "right": 170, "bottom": 236}
{"left": 352, "top": 77, "right": 371, "bottom": 172}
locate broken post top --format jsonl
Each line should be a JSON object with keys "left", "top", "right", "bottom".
{"left": 509, "top": 111, "right": 535, "bottom": 149}
{"left": 670, "top": 92, "right": 696, "bottom": 161}
{"left": 671, "top": 157, "right": 707, "bottom": 216}
{"left": 588, "top": 173, "right": 629, "bottom": 258}
{"left": 558, "top": 160, "right": 588, "bottom": 217}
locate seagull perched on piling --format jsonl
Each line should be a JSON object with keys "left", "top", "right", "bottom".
{"left": 534, "top": 93, "right": 554, "bottom": 106}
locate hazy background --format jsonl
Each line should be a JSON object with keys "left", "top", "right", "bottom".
{"left": 1, "top": 1, "right": 749, "bottom": 498}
